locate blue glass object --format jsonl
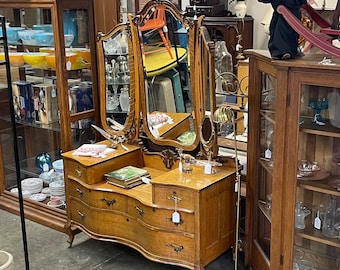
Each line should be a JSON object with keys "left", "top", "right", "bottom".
{"left": 35, "top": 153, "right": 52, "bottom": 171}
{"left": 308, "top": 98, "right": 328, "bottom": 125}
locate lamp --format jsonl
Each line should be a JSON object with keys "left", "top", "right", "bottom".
{"left": 213, "top": 106, "right": 242, "bottom": 270}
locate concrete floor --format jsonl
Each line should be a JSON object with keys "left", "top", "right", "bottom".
{"left": 0, "top": 209, "right": 246, "bottom": 270}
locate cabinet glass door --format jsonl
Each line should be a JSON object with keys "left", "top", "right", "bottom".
{"left": 293, "top": 84, "right": 340, "bottom": 269}
{"left": 256, "top": 71, "right": 276, "bottom": 262}
{"left": 0, "top": 0, "right": 98, "bottom": 229}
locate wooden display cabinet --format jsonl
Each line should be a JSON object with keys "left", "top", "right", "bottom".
{"left": 245, "top": 50, "right": 340, "bottom": 270}
{"left": 0, "top": 0, "right": 100, "bottom": 233}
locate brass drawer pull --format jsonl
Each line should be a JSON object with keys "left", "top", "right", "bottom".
{"left": 166, "top": 217, "right": 184, "bottom": 226}
{"left": 135, "top": 206, "right": 144, "bottom": 217}
{"left": 75, "top": 168, "right": 82, "bottom": 177}
{"left": 100, "top": 198, "right": 116, "bottom": 206}
{"left": 167, "top": 195, "right": 182, "bottom": 203}
{"left": 76, "top": 188, "right": 83, "bottom": 197}
{"left": 77, "top": 210, "right": 85, "bottom": 220}
{"left": 166, "top": 243, "right": 184, "bottom": 253}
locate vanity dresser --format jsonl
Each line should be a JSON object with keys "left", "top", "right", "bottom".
{"left": 63, "top": 1, "right": 238, "bottom": 269}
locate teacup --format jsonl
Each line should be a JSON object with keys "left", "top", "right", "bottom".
{"left": 49, "top": 196, "right": 62, "bottom": 206}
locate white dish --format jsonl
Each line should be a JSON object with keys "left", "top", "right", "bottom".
{"left": 47, "top": 200, "right": 65, "bottom": 208}
{"left": 10, "top": 188, "right": 31, "bottom": 198}
{"left": 29, "top": 193, "right": 47, "bottom": 202}
{"left": 41, "top": 187, "right": 50, "bottom": 194}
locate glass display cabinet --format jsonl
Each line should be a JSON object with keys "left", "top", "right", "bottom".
{"left": 246, "top": 50, "right": 340, "bottom": 270}
{"left": 0, "top": 0, "right": 99, "bottom": 232}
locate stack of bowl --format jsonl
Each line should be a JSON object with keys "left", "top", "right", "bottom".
{"left": 49, "top": 180, "right": 65, "bottom": 199}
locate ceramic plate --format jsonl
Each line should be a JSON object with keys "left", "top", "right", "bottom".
{"left": 297, "top": 169, "right": 329, "bottom": 181}
{"left": 328, "top": 178, "right": 340, "bottom": 190}
{"left": 29, "top": 193, "right": 47, "bottom": 202}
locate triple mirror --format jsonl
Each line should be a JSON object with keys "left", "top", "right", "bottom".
{"left": 97, "top": 0, "right": 212, "bottom": 151}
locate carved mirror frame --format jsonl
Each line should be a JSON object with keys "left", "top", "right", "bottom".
{"left": 96, "top": 23, "right": 139, "bottom": 143}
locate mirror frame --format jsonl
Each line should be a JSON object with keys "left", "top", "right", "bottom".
{"left": 133, "top": 0, "right": 202, "bottom": 151}
{"left": 96, "top": 23, "right": 139, "bottom": 143}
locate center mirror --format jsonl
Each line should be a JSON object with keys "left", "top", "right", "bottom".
{"left": 134, "top": 0, "right": 200, "bottom": 151}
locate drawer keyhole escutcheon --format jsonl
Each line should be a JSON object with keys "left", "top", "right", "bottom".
{"left": 101, "top": 198, "right": 116, "bottom": 206}
{"left": 166, "top": 243, "right": 184, "bottom": 253}
{"left": 76, "top": 188, "right": 83, "bottom": 197}
{"left": 135, "top": 206, "right": 144, "bottom": 216}
{"left": 77, "top": 210, "right": 85, "bottom": 220}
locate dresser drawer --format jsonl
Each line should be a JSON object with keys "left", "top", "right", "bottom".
{"left": 152, "top": 185, "right": 196, "bottom": 211}
{"left": 127, "top": 198, "right": 195, "bottom": 234}
{"left": 64, "top": 148, "right": 144, "bottom": 184}
{"left": 69, "top": 198, "right": 128, "bottom": 237}
{"left": 145, "top": 230, "right": 195, "bottom": 265}
{"left": 68, "top": 179, "right": 127, "bottom": 212}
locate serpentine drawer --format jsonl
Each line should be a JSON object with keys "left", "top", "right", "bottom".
{"left": 68, "top": 179, "right": 127, "bottom": 212}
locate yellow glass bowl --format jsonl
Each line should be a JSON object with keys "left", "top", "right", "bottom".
{"left": 45, "top": 52, "right": 78, "bottom": 69}
{"left": 0, "top": 52, "right": 25, "bottom": 66}
{"left": 23, "top": 52, "right": 49, "bottom": 67}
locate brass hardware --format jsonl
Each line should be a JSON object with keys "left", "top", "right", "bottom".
{"left": 135, "top": 206, "right": 144, "bottom": 216}
{"left": 75, "top": 168, "right": 82, "bottom": 177}
{"left": 167, "top": 195, "right": 182, "bottom": 203}
{"left": 77, "top": 210, "right": 85, "bottom": 220}
{"left": 100, "top": 198, "right": 116, "bottom": 206}
{"left": 166, "top": 217, "right": 183, "bottom": 225}
{"left": 76, "top": 188, "right": 83, "bottom": 197}
{"left": 166, "top": 243, "right": 184, "bottom": 253}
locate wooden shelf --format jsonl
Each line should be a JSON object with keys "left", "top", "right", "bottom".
{"left": 258, "top": 200, "right": 272, "bottom": 223}
{"left": 296, "top": 222, "right": 340, "bottom": 248}
{"left": 297, "top": 176, "right": 340, "bottom": 196}
{"left": 300, "top": 120, "right": 340, "bottom": 138}
{"left": 259, "top": 158, "right": 274, "bottom": 176}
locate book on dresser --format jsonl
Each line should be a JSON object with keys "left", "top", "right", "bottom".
{"left": 105, "top": 166, "right": 149, "bottom": 189}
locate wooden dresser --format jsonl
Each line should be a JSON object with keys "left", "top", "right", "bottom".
{"left": 63, "top": 141, "right": 236, "bottom": 269}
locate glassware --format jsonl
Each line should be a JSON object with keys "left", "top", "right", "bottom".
{"left": 295, "top": 201, "right": 310, "bottom": 230}
{"left": 119, "top": 87, "right": 130, "bottom": 111}
{"left": 322, "top": 195, "right": 340, "bottom": 238}
{"left": 215, "top": 40, "right": 233, "bottom": 83}
{"left": 308, "top": 98, "right": 328, "bottom": 125}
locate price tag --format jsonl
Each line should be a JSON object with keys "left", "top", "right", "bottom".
{"left": 235, "top": 181, "right": 239, "bottom": 192}
{"left": 178, "top": 161, "right": 182, "bottom": 172}
{"left": 172, "top": 211, "right": 180, "bottom": 223}
{"left": 66, "top": 61, "right": 72, "bottom": 71}
{"left": 51, "top": 87, "right": 57, "bottom": 98}
{"left": 204, "top": 163, "right": 212, "bottom": 174}
{"left": 265, "top": 149, "right": 272, "bottom": 159}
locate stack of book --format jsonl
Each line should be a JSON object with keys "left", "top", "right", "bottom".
{"left": 105, "top": 166, "right": 150, "bottom": 189}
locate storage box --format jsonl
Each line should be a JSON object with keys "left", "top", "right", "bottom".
{"left": 32, "top": 83, "right": 59, "bottom": 124}
{"left": 12, "top": 81, "right": 34, "bottom": 121}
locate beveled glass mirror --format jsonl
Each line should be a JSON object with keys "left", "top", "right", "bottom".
{"left": 96, "top": 23, "right": 138, "bottom": 141}
{"left": 133, "top": 0, "right": 201, "bottom": 151}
